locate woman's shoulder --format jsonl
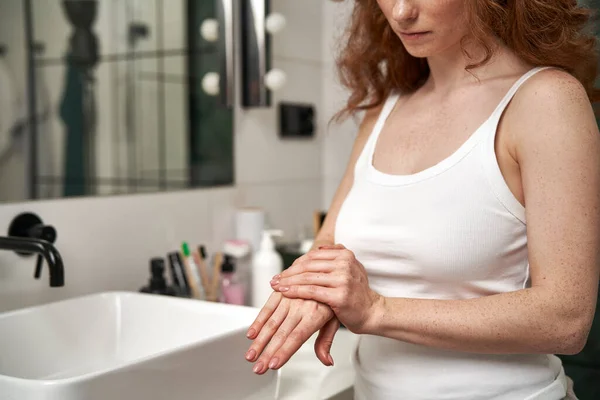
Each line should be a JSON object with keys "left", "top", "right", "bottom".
{"left": 506, "top": 66, "right": 599, "bottom": 151}
{"left": 504, "top": 67, "right": 595, "bottom": 133}
{"left": 361, "top": 91, "right": 401, "bottom": 127}
{"left": 513, "top": 67, "right": 592, "bottom": 113}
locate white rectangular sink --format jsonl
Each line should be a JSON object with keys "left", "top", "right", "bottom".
{"left": 0, "top": 291, "right": 278, "bottom": 400}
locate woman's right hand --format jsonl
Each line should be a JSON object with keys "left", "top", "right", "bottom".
{"left": 245, "top": 291, "right": 339, "bottom": 374}
{"left": 244, "top": 102, "right": 381, "bottom": 374}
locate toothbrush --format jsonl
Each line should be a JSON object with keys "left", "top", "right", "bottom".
{"left": 182, "top": 242, "right": 205, "bottom": 300}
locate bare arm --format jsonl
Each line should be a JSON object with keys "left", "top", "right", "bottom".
{"left": 312, "top": 108, "right": 382, "bottom": 249}
{"left": 360, "top": 70, "right": 600, "bottom": 355}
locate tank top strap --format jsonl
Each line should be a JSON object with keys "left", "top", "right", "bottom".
{"left": 355, "top": 91, "right": 400, "bottom": 173}
{"left": 487, "top": 66, "right": 554, "bottom": 126}
{"left": 376, "top": 91, "right": 400, "bottom": 123}
{"left": 369, "top": 91, "right": 400, "bottom": 148}
{"left": 480, "top": 66, "right": 554, "bottom": 225}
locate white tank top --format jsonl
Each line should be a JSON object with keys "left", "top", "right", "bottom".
{"left": 334, "top": 67, "right": 571, "bottom": 400}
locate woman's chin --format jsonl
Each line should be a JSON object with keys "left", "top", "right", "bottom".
{"left": 404, "top": 48, "right": 434, "bottom": 59}
{"left": 399, "top": 42, "right": 436, "bottom": 59}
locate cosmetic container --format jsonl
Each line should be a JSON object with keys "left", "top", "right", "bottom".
{"left": 219, "top": 255, "right": 245, "bottom": 305}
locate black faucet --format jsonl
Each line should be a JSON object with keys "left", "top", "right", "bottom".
{"left": 0, "top": 236, "right": 64, "bottom": 287}
{"left": 4, "top": 212, "right": 65, "bottom": 287}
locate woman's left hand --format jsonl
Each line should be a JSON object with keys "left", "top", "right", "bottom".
{"left": 270, "top": 244, "right": 383, "bottom": 334}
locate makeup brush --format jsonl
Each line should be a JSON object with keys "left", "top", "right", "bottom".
{"left": 192, "top": 245, "right": 210, "bottom": 299}
{"left": 210, "top": 251, "right": 224, "bottom": 301}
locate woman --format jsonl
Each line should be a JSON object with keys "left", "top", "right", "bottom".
{"left": 245, "top": 0, "right": 600, "bottom": 398}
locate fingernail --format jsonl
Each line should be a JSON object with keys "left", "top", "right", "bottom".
{"left": 246, "top": 328, "right": 256, "bottom": 338}
{"left": 269, "top": 358, "right": 279, "bottom": 369}
{"left": 328, "top": 355, "right": 334, "bottom": 366}
{"left": 245, "top": 349, "right": 256, "bottom": 361}
{"left": 272, "top": 274, "right": 281, "bottom": 280}
{"left": 270, "top": 279, "right": 279, "bottom": 286}
{"left": 253, "top": 362, "right": 264, "bottom": 374}
{"left": 279, "top": 286, "right": 289, "bottom": 292}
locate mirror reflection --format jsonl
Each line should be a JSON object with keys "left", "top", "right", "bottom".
{"left": 0, "top": 0, "right": 233, "bottom": 203}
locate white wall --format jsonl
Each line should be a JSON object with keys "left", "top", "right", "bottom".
{"left": 0, "top": 0, "right": 326, "bottom": 313}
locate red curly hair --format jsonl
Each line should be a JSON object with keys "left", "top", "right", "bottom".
{"left": 334, "top": 0, "right": 600, "bottom": 121}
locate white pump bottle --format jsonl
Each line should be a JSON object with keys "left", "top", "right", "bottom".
{"left": 251, "top": 229, "right": 284, "bottom": 308}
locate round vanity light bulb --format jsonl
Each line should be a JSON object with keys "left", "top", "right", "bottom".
{"left": 200, "top": 19, "right": 219, "bottom": 42}
{"left": 202, "top": 72, "right": 220, "bottom": 96}
{"left": 265, "top": 13, "right": 286, "bottom": 34}
{"left": 264, "top": 69, "right": 287, "bottom": 91}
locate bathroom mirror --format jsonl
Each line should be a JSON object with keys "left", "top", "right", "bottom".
{"left": 0, "top": 0, "right": 234, "bottom": 203}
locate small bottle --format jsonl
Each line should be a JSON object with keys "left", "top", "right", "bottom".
{"left": 219, "top": 255, "right": 245, "bottom": 305}
{"left": 140, "top": 258, "right": 177, "bottom": 296}
{"left": 251, "top": 230, "right": 284, "bottom": 308}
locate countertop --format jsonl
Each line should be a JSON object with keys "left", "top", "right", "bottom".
{"left": 277, "top": 328, "right": 358, "bottom": 400}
